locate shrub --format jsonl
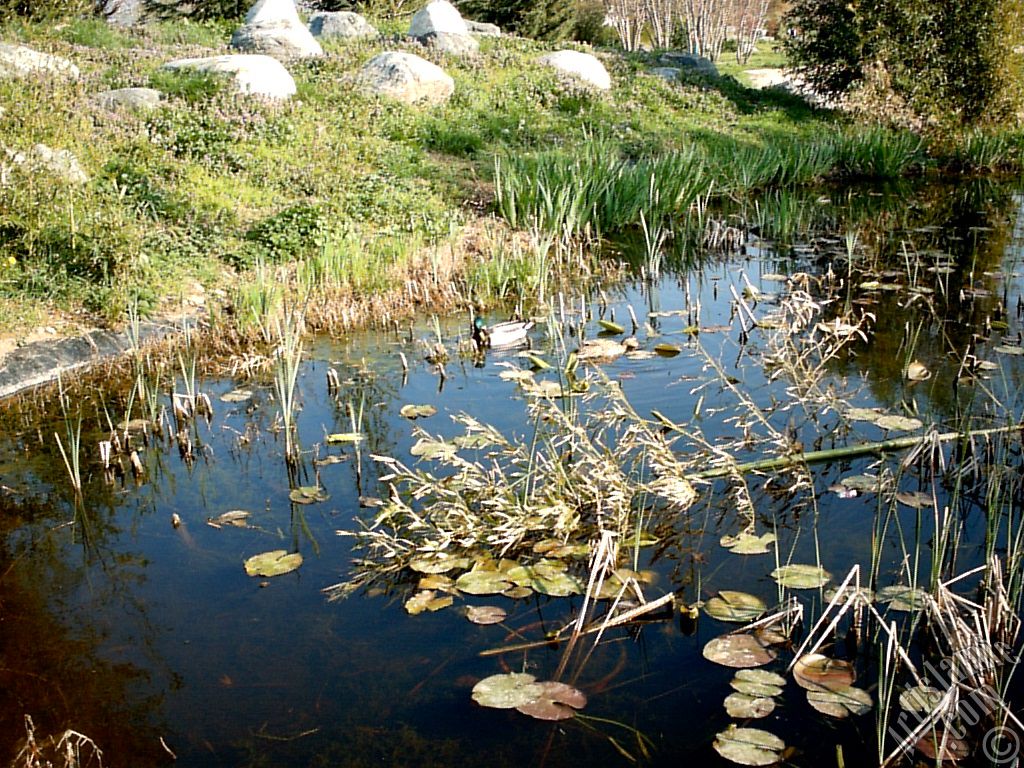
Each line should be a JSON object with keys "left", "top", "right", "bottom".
{"left": 784, "top": 0, "right": 1024, "bottom": 129}
{"left": 456, "top": 0, "right": 579, "bottom": 41}
{"left": 245, "top": 204, "right": 329, "bottom": 263}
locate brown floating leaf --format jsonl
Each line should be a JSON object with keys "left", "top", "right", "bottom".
{"left": 400, "top": 404, "right": 437, "bottom": 420}
{"left": 404, "top": 589, "right": 453, "bottom": 615}
{"left": 916, "top": 731, "right": 969, "bottom": 761}
{"left": 793, "top": 654, "right": 855, "bottom": 692}
{"left": 515, "top": 681, "right": 587, "bottom": 721}
{"left": 466, "top": 605, "right": 507, "bottom": 625}
{"left": 905, "top": 361, "right": 931, "bottom": 381}
{"left": 703, "top": 634, "right": 777, "bottom": 668}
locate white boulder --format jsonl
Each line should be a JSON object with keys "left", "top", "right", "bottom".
{"left": 308, "top": 11, "right": 377, "bottom": 40}
{"left": 538, "top": 50, "right": 611, "bottom": 91}
{"left": 0, "top": 44, "right": 79, "bottom": 80}
{"left": 231, "top": 0, "right": 323, "bottom": 59}
{"left": 162, "top": 55, "right": 297, "bottom": 100}
{"left": 94, "top": 87, "right": 163, "bottom": 111}
{"left": 408, "top": 0, "right": 468, "bottom": 37}
{"left": 360, "top": 51, "right": 454, "bottom": 105}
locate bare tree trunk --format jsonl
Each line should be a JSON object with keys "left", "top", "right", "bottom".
{"left": 644, "top": 0, "right": 676, "bottom": 49}
{"left": 681, "top": 0, "right": 727, "bottom": 60}
{"left": 731, "top": 0, "right": 769, "bottom": 64}
{"left": 603, "top": 0, "right": 647, "bottom": 51}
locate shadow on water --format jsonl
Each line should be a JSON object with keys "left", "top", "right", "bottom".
{"left": 1, "top": 177, "right": 1024, "bottom": 767}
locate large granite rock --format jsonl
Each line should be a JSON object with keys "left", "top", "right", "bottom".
{"left": 101, "top": 0, "right": 144, "bottom": 26}
{"left": 360, "top": 51, "right": 454, "bottom": 105}
{"left": 465, "top": 19, "right": 500, "bottom": 36}
{"left": 0, "top": 44, "right": 79, "bottom": 79}
{"left": 308, "top": 11, "right": 377, "bottom": 40}
{"left": 94, "top": 87, "right": 163, "bottom": 111}
{"left": 408, "top": 0, "right": 468, "bottom": 36}
{"left": 408, "top": 1, "right": 476, "bottom": 56}
{"left": 162, "top": 55, "right": 297, "bottom": 99}
{"left": 231, "top": 0, "right": 323, "bottom": 59}
{"left": 660, "top": 52, "right": 718, "bottom": 78}
{"left": 538, "top": 50, "right": 611, "bottom": 91}
{"left": 423, "top": 31, "right": 479, "bottom": 55}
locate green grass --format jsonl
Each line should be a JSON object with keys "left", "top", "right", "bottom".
{"left": 0, "top": 14, "right": 983, "bottom": 335}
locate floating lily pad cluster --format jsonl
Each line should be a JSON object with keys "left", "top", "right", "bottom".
{"left": 723, "top": 669, "right": 786, "bottom": 719}
{"left": 793, "top": 654, "right": 872, "bottom": 719}
{"left": 471, "top": 673, "right": 587, "bottom": 721}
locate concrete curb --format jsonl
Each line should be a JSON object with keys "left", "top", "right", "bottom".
{"left": 0, "top": 316, "right": 200, "bottom": 400}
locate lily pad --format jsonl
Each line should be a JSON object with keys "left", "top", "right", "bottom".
{"left": 289, "top": 486, "right": 329, "bottom": 504}
{"left": 400, "top": 404, "right": 437, "bottom": 420}
{"left": 207, "top": 510, "right": 250, "bottom": 528}
{"left": 598, "top": 319, "right": 625, "bottom": 334}
{"left": 878, "top": 585, "right": 928, "bottom": 612}
{"left": 823, "top": 584, "right": 875, "bottom": 606}
{"left": 418, "top": 574, "right": 454, "bottom": 590}
{"left": 220, "top": 388, "right": 253, "bottom": 403}
{"left": 466, "top": 605, "right": 507, "bottom": 625}
{"left": 895, "top": 491, "right": 933, "bottom": 509}
{"left": 516, "top": 681, "right": 587, "bottom": 721}
{"left": 410, "top": 437, "right": 457, "bottom": 461}
{"left": 807, "top": 685, "right": 872, "bottom": 718}
{"left": 404, "top": 589, "right": 453, "bottom": 615}
{"left": 724, "top": 692, "right": 776, "bottom": 719}
{"left": 703, "top": 634, "right": 777, "bottom": 668}
{"left": 845, "top": 407, "right": 883, "bottom": 423}
{"left": 994, "top": 345, "right": 1024, "bottom": 356}
{"left": 502, "top": 585, "right": 533, "bottom": 599}
{"left": 409, "top": 555, "right": 471, "bottom": 574}
{"left": 771, "top": 564, "right": 830, "bottom": 589}
{"left": 472, "top": 673, "right": 543, "bottom": 709}
{"left": 731, "top": 678, "right": 784, "bottom": 698}
{"left": 654, "top": 343, "right": 682, "bottom": 357}
{"left": 326, "top": 432, "right": 363, "bottom": 444}
{"left": 525, "top": 354, "right": 552, "bottom": 370}
{"left": 455, "top": 569, "right": 514, "bottom": 595}
{"left": 840, "top": 474, "right": 886, "bottom": 493}
{"left": 916, "top": 731, "right": 969, "bottom": 761}
{"left": 721, "top": 531, "right": 777, "bottom": 555}
{"left": 735, "top": 668, "right": 786, "bottom": 687}
{"left": 793, "top": 654, "right": 855, "bottom": 692}
{"left": 713, "top": 726, "right": 786, "bottom": 766}
{"left": 705, "top": 591, "right": 767, "bottom": 623}
{"left": 244, "top": 550, "right": 303, "bottom": 578}
{"left": 875, "top": 415, "right": 923, "bottom": 431}
{"left": 505, "top": 563, "right": 582, "bottom": 596}
{"left": 899, "top": 685, "right": 945, "bottom": 713}
{"left": 906, "top": 361, "right": 931, "bottom": 381}
{"left": 499, "top": 369, "right": 535, "bottom": 383}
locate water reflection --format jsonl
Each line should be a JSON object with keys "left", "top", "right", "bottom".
{"left": 0, "top": 178, "right": 1022, "bottom": 767}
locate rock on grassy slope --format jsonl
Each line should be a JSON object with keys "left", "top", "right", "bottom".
{"left": 0, "top": 4, "right": 827, "bottom": 350}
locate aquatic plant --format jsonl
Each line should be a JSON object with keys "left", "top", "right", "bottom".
{"left": 272, "top": 309, "right": 305, "bottom": 465}
{"left": 835, "top": 127, "right": 926, "bottom": 179}
{"left": 54, "top": 373, "right": 83, "bottom": 494}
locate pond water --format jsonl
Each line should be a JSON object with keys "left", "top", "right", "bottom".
{"left": 2, "top": 178, "right": 1024, "bottom": 767}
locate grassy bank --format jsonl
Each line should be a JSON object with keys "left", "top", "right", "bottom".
{"left": 0, "top": 13, "right": 1020, "bottom": 348}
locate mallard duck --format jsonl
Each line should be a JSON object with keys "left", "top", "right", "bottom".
{"left": 472, "top": 316, "right": 534, "bottom": 349}
{"left": 576, "top": 337, "right": 639, "bottom": 362}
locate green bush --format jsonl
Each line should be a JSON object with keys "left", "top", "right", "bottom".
{"left": 245, "top": 204, "right": 329, "bottom": 263}
{"left": 784, "top": 0, "right": 1024, "bottom": 128}
{"left": 456, "top": 0, "right": 578, "bottom": 41}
